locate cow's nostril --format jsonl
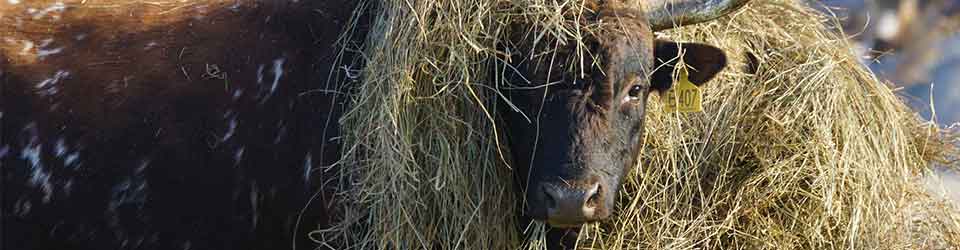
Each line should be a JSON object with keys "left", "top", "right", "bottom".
{"left": 541, "top": 180, "right": 605, "bottom": 227}
{"left": 586, "top": 183, "right": 601, "bottom": 207}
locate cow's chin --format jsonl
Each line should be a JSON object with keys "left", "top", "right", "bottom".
{"left": 546, "top": 220, "right": 587, "bottom": 229}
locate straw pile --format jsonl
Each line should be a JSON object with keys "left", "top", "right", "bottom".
{"left": 313, "top": 0, "right": 521, "bottom": 249}
{"left": 314, "top": 0, "right": 960, "bottom": 249}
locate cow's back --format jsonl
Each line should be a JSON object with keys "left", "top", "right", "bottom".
{"left": 1, "top": 1, "right": 362, "bottom": 249}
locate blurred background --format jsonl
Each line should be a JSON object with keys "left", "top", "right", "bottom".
{"left": 812, "top": 0, "right": 960, "bottom": 124}
{"left": 810, "top": 0, "right": 960, "bottom": 203}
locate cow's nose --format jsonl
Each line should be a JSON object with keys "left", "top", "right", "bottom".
{"left": 542, "top": 180, "right": 602, "bottom": 227}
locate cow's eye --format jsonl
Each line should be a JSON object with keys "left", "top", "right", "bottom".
{"left": 627, "top": 85, "right": 643, "bottom": 98}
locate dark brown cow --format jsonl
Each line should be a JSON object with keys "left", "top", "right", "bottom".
{"left": 2, "top": 1, "right": 354, "bottom": 249}
{"left": 0, "top": 0, "right": 745, "bottom": 249}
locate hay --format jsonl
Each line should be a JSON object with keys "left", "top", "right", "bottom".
{"left": 316, "top": 0, "right": 960, "bottom": 249}
{"left": 315, "top": 0, "right": 521, "bottom": 249}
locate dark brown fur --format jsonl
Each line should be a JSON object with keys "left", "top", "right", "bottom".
{"left": 2, "top": 1, "right": 358, "bottom": 249}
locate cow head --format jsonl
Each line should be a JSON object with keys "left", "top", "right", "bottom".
{"left": 503, "top": 0, "right": 749, "bottom": 228}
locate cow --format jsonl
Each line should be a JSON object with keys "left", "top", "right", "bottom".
{"left": 0, "top": 0, "right": 746, "bottom": 249}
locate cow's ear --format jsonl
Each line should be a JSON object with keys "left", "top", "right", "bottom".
{"left": 650, "top": 40, "right": 727, "bottom": 92}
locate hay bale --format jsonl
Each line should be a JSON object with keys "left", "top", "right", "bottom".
{"left": 316, "top": 0, "right": 960, "bottom": 249}
{"left": 316, "top": 0, "right": 521, "bottom": 249}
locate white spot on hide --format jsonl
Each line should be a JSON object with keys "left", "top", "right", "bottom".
{"left": 37, "top": 46, "right": 63, "bottom": 59}
{"left": 222, "top": 119, "right": 237, "bottom": 142}
{"left": 29, "top": 2, "right": 66, "bottom": 20}
{"left": 233, "top": 89, "right": 244, "bottom": 100}
{"left": 54, "top": 137, "right": 66, "bottom": 157}
{"left": 256, "top": 64, "right": 265, "bottom": 84}
{"left": 64, "top": 152, "right": 79, "bottom": 168}
{"left": 234, "top": 147, "right": 245, "bottom": 165}
{"left": 109, "top": 159, "right": 150, "bottom": 213}
{"left": 303, "top": 153, "right": 312, "bottom": 184}
{"left": 20, "top": 123, "right": 53, "bottom": 203}
{"left": 269, "top": 58, "right": 285, "bottom": 95}
{"left": 36, "top": 70, "right": 70, "bottom": 88}
{"left": 221, "top": 110, "right": 237, "bottom": 142}
{"left": 35, "top": 70, "right": 70, "bottom": 96}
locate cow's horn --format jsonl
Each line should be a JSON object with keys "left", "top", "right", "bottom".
{"left": 643, "top": 0, "right": 751, "bottom": 31}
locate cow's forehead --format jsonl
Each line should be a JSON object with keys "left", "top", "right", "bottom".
{"left": 594, "top": 8, "right": 656, "bottom": 89}
{"left": 522, "top": 6, "right": 655, "bottom": 79}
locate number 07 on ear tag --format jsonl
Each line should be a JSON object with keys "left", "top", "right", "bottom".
{"left": 662, "top": 69, "right": 703, "bottom": 113}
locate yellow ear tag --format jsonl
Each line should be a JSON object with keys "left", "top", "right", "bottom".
{"left": 662, "top": 68, "right": 702, "bottom": 113}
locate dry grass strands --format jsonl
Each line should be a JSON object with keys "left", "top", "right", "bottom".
{"left": 317, "top": 0, "right": 960, "bottom": 249}
{"left": 317, "top": 0, "right": 521, "bottom": 249}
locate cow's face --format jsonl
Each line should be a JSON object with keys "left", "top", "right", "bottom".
{"left": 504, "top": 5, "right": 731, "bottom": 228}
